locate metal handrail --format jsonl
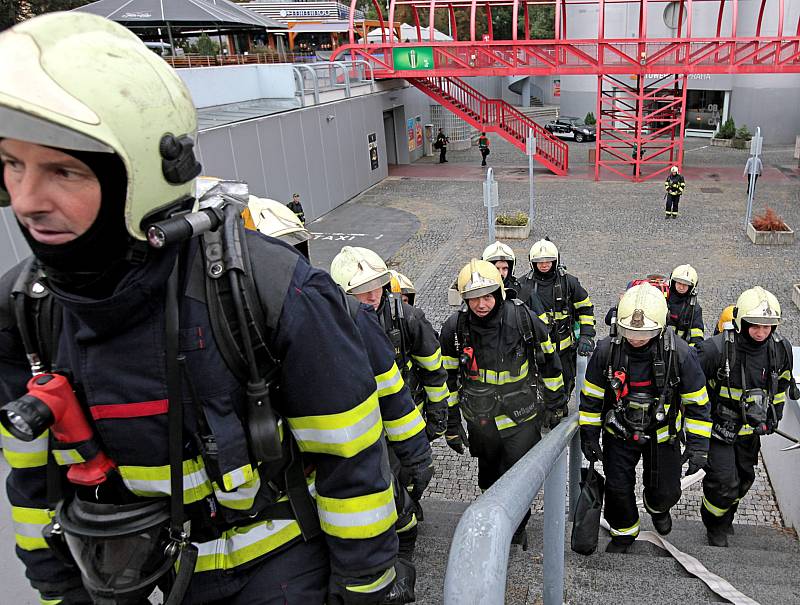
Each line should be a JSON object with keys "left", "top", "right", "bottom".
{"left": 291, "top": 67, "right": 307, "bottom": 107}
{"left": 352, "top": 59, "right": 375, "bottom": 90}
{"left": 292, "top": 64, "right": 320, "bottom": 105}
{"left": 444, "top": 356, "right": 587, "bottom": 605}
{"left": 330, "top": 61, "right": 351, "bottom": 96}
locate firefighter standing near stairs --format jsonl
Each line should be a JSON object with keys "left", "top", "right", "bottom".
{"left": 440, "top": 260, "right": 566, "bottom": 548}
{"left": 518, "top": 239, "right": 596, "bottom": 402}
{"left": 579, "top": 283, "right": 712, "bottom": 553}
{"left": 695, "top": 287, "right": 795, "bottom": 547}
{"left": 664, "top": 165, "right": 686, "bottom": 219}
{"left": 667, "top": 264, "right": 705, "bottom": 346}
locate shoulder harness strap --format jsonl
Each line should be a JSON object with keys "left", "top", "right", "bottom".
{"left": 11, "top": 257, "right": 61, "bottom": 374}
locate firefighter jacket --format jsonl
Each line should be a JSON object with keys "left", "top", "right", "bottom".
{"left": 440, "top": 300, "right": 566, "bottom": 432}
{"left": 667, "top": 289, "right": 705, "bottom": 346}
{"left": 579, "top": 336, "right": 712, "bottom": 453}
{"left": 517, "top": 268, "right": 595, "bottom": 354}
{"left": 696, "top": 331, "right": 793, "bottom": 440}
{"left": 378, "top": 297, "right": 450, "bottom": 419}
{"left": 664, "top": 174, "right": 686, "bottom": 197}
{"left": 0, "top": 234, "right": 397, "bottom": 602}
{"left": 286, "top": 199, "right": 305, "bottom": 224}
{"left": 351, "top": 299, "right": 430, "bottom": 467}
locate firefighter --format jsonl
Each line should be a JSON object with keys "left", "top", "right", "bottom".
{"left": 330, "top": 248, "right": 449, "bottom": 461}
{"left": 440, "top": 260, "right": 566, "bottom": 548}
{"left": 579, "top": 283, "right": 711, "bottom": 553}
{"left": 714, "top": 305, "right": 735, "bottom": 335}
{"left": 667, "top": 264, "right": 705, "bottom": 346}
{"left": 695, "top": 287, "right": 794, "bottom": 547}
{"left": 287, "top": 192, "right": 306, "bottom": 224}
{"left": 0, "top": 13, "right": 397, "bottom": 605}
{"left": 664, "top": 165, "right": 686, "bottom": 219}
{"left": 481, "top": 241, "right": 523, "bottom": 300}
{"left": 389, "top": 270, "right": 416, "bottom": 306}
{"left": 518, "top": 239, "right": 596, "bottom": 400}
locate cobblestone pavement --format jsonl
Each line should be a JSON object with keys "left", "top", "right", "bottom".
{"left": 349, "top": 133, "right": 798, "bottom": 527}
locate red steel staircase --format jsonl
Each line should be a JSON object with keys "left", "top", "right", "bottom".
{"left": 408, "top": 76, "right": 568, "bottom": 175}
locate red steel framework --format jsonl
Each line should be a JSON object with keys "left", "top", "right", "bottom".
{"left": 332, "top": 0, "right": 800, "bottom": 179}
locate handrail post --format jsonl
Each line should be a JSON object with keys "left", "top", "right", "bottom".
{"left": 568, "top": 429, "right": 582, "bottom": 517}
{"left": 543, "top": 451, "right": 567, "bottom": 605}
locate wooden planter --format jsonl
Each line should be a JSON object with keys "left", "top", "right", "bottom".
{"left": 793, "top": 284, "right": 800, "bottom": 312}
{"left": 495, "top": 221, "right": 531, "bottom": 240}
{"left": 746, "top": 222, "right": 795, "bottom": 245}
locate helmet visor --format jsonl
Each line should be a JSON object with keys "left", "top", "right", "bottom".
{"left": 741, "top": 315, "right": 781, "bottom": 326}
{"left": 618, "top": 325, "right": 661, "bottom": 340}
{"left": 0, "top": 106, "right": 113, "bottom": 154}
{"left": 349, "top": 273, "right": 390, "bottom": 295}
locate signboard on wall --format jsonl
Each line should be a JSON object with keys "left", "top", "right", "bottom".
{"left": 415, "top": 117, "right": 423, "bottom": 147}
{"left": 368, "top": 132, "right": 379, "bottom": 170}
{"left": 407, "top": 118, "right": 416, "bottom": 152}
{"left": 553, "top": 79, "right": 561, "bottom": 98}
{"left": 392, "top": 47, "right": 434, "bottom": 70}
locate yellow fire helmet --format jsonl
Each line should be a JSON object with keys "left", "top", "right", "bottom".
{"left": 243, "top": 195, "right": 310, "bottom": 246}
{"left": 716, "top": 305, "right": 735, "bottom": 334}
{"left": 330, "top": 246, "right": 390, "bottom": 295}
{"left": 528, "top": 239, "right": 559, "bottom": 266}
{"left": 389, "top": 268, "right": 415, "bottom": 296}
{"left": 0, "top": 12, "right": 200, "bottom": 239}
{"left": 482, "top": 241, "right": 516, "bottom": 273}
{"left": 733, "top": 286, "right": 781, "bottom": 332}
{"left": 617, "top": 282, "right": 668, "bottom": 340}
{"left": 670, "top": 264, "right": 698, "bottom": 290}
{"left": 457, "top": 259, "right": 505, "bottom": 300}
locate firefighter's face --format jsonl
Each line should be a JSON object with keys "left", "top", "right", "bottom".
{"left": 401, "top": 293, "right": 410, "bottom": 304}
{"left": 536, "top": 261, "right": 553, "bottom": 273}
{"left": 625, "top": 336, "right": 651, "bottom": 348}
{"left": 748, "top": 324, "right": 772, "bottom": 342}
{"left": 674, "top": 282, "right": 690, "bottom": 295}
{"left": 494, "top": 260, "right": 509, "bottom": 279}
{"left": 468, "top": 294, "right": 495, "bottom": 317}
{"left": 1, "top": 139, "right": 101, "bottom": 245}
{"left": 355, "top": 287, "right": 383, "bottom": 310}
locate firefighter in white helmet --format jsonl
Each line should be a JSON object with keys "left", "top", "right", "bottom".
{"left": 667, "top": 264, "right": 705, "bottom": 345}
{"left": 580, "top": 283, "right": 711, "bottom": 553}
{"left": 664, "top": 165, "right": 686, "bottom": 218}
{"left": 518, "top": 238, "right": 596, "bottom": 405}
{"left": 439, "top": 260, "right": 565, "bottom": 549}
{"left": 695, "top": 287, "right": 795, "bottom": 547}
{"left": 389, "top": 270, "right": 416, "bottom": 306}
{"left": 242, "top": 194, "right": 312, "bottom": 258}
{"left": 481, "top": 241, "right": 522, "bottom": 300}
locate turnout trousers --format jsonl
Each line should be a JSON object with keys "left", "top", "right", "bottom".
{"left": 665, "top": 194, "right": 681, "bottom": 216}
{"left": 558, "top": 347, "right": 577, "bottom": 402}
{"left": 603, "top": 434, "right": 683, "bottom": 546}
{"left": 701, "top": 434, "right": 760, "bottom": 531}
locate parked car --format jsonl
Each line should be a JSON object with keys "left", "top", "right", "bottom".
{"left": 544, "top": 117, "right": 596, "bottom": 142}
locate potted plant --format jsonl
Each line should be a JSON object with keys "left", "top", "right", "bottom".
{"left": 711, "top": 117, "right": 735, "bottom": 147}
{"left": 495, "top": 211, "right": 531, "bottom": 239}
{"left": 731, "top": 124, "right": 753, "bottom": 150}
{"left": 747, "top": 207, "right": 794, "bottom": 245}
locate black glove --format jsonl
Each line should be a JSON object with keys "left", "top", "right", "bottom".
{"left": 329, "top": 568, "right": 396, "bottom": 605}
{"left": 424, "top": 403, "right": 448, "bottom": 441}
{"left": 445, "top": 409, "right": 468, "bottom": 455}
{"left": 380, "top": 558, "right": 416, "bottom": 604}
{"left": 580, "top": 432, "right": 603, "bottom": 462}
{"left": 577, "top": 335, "right": 595, "bottom": 357}
{"left": 406, "top": 459, "right": 434, "bottom": 501}
{"left": 684, "top": 449, "right": 708, "bottom": 476}
{"left": 542, "top": 404, "right": 568, "bottom": 430}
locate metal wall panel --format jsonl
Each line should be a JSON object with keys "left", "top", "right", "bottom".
{"left": 229, "top": 123, "right": 269, "bottom": 198}
{"left": 0, "top": 207, "right": 29, "bottom": 275}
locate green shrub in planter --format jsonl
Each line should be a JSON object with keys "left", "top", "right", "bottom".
{"left": 496, "top": 211, "right": 529, "bottom": 226}
{"left": 584, "top": 112, "right": 596, "bottom": 126}
{"left": 717, "top": 117, "right": 735, "bottom": 139}
{"left": 736, "top": 125, "right": 752, "bottom": 141}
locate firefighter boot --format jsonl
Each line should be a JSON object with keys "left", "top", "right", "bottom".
{"left": 707, "top": 529, "right": 729, "bottom": 548}
{"left": 605, "top": 538, "right": 633, "bottom": 554}
{"left": 651, "top": 511, "right": 672, "bottom": 536}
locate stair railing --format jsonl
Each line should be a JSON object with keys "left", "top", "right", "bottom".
{"left": 443, "top": 356, "right": 587, "bottom": 605}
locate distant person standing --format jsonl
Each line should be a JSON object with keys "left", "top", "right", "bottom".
{"left": 664, "top": 165, "right": 686, "bottom": 219}
{"left": 744, "top": 154, "right": 763, "bottom": 197}
{"left": 478, "top": 132, "right": 490, "bottom": 166}
{"left": 435, "top": 128, "right": 449, "bottom": 163}
{"left": 287, "top": 192, "right": 305, "bottom": 224}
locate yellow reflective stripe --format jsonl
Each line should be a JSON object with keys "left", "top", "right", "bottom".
{"left": 347, "top": 566, "right": 397, "bottom": 594}
{"left": 702, "top": 496, "right": 729, "bottom": 517}
{"left": 690, "top": 328, "right": 704, "bottom": 338}
{"left": 540, "top": 339, "right": 556, "bottom": 354}
{"left": 397, "top": 514, "right": 417, "bottom": 533}
{"left": 423, "top": 383, "right": 449, "bottom": 403}
{"left": 579, "top": 411, "right": 602, "bottom": 426}
{"left": 495, "top": 415, "right": 517, "bottom": 431}
{"left": 221, "top": 464, "right": 254, "bottom": 492}
{"left": 738, "top": 425, "right": 754, "bottom": 435}
{"left": 51, "top": 449, "right": 86, "bottom": 466}
{"left": 552, "top": 311, "right": 570, "bottom": 321}
{"left": 1, "top": 426, "right": 48, "bottom": 468}
{"left": 609, "top": 520, "right": 640, "bottom": 537}
{"left": 412, "top": 349, "right": 443, "bottom": 371}
{"left": 573, "top": 297, "right": 592, "bottom": 309}
{"left": 40, "top": 597, "right": 62, "bottom": 605}
{"left": 578, "top": 315, "right": 594, "bottom": 326}
{"left": 582, "top": 379, "right": 605, "bottom": 399}
{"left": 681, "top": 387, "right": 709, "bottom": 406}
{"left": 685, "top": 418, "right": 712, "bottom": 438}
{"left": 384, "top": 408, "right": 426, "bottom": 442}
{"left": 442, "top": 355, "right": 459, "bottom": 370}
{"left": 558, "top": 334, "right": 574, "bottom": 350}
{"left": 317, "top": 485, "right": 397, "bottom": 539}
{"left": 475, "top": 360, "right": 528, "bottom": 385}
{"left": 214, "top": 474, "right": 262, "bottom": 511}
{"left": 543, "top": 374, "right": 565, "bottom": 392}
{"left": 288, "top": 392, "right": 382, "bottom": 457}
{"left": 537, "top": 312, "right": 549, "bottom": 323}
{"left": 447, "top": 391, "right": 459, "bottom": 407}
{"left": 779, "top": 370, "right": 792, "bottom": 381}
{"left": 12, "top": 506, "right": 53, "bottom": 551}
{"left": 118, "top": 456, "right": 212, "bottom": 503}
{"left": 718, "top": 385, "right": 743, "bottom": 399}
{"left": 376, "top": 363, "right": 404, "bottom": 398}
{"left": 774, "top": 392, "right": 786, "bottom": 404}
{"left": 193, "top": 519, "right": 302, "bottom": 572}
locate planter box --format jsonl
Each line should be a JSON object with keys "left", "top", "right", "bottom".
{"left": 495, "top": 222, "right": 531, "bottom": 240}
{"left": 793, "top": 284, "right": 800, "bottom": 312}
{"left": 710, "top": 137, "right": 732, "bottom": 148}
{"left": 746, "top": 222, "right": 795, "bottom": 245}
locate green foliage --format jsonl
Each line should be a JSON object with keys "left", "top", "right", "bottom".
{"left": 717, "top": 117, "right": 736, "bottom": 139}
{"left": 496, "top": 211, "right": 529, "bottom": 227}
{"left": 735, "top": 125, "right": 752, "bottom": 141}
{"left": 194, "top": 33, "right": 220, "bottom": 56}
{"left": 1, "top": 0, "right": 94, "bottom": 31}
{"left": 584, "top": 112, "right": 596, "bottom": 125}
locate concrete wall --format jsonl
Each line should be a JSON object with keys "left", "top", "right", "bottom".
{"left": 0, "top": 207, "right": 30, "bottom": 275}
{"left": 177, "top": 64, "right": 296, "bottom": 108}
{"left": 383, "top": 86, "right": 433, "bottom": 164}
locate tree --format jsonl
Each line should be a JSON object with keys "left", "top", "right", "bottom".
{"left": 194, "top": 32, "right": 220, "bottom": 56}
{"left": 1, "top": 1, "right": 94, "bottom": 31}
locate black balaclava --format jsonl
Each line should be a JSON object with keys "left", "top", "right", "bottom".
{"left": 533, "top": 259, "right": 556, "bottom": 280}
{"left": 669, "top": 281, "right": 689, "bottom": 302}
{"left": 9, "top": 149, "right": 133, "bottom": 294}
{"left": 469, "top": 288, "right": 504, "bottom": 325}
{"left": 738, "top": 320, "right": 772, "bottom": 348}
